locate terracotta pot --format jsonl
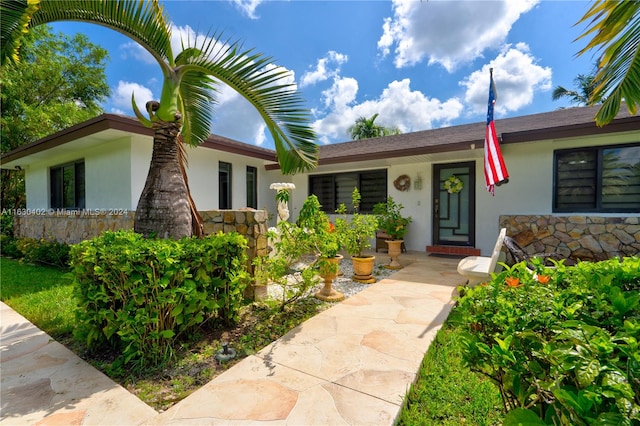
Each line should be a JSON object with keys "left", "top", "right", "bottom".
{"left": 315, "top": 255, "right": 344, "bottom": 302}
{"left": 386, "top": 240, "right": 404, "bottom": 269}
{"left": 351, "top": 255, "right": 376, "bottom": 283}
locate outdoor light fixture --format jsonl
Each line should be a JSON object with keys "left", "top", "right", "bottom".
{"left": 414, "top": 174, "right": 423, "bottom": 190}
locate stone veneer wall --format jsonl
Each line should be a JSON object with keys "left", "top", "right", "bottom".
{"left": 499, "top": 215, "right": 640, "bottom": 263}
{"left": 14, "top": 209, "right": 270, "bottom": 299}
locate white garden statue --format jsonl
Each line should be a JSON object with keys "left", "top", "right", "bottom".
{"left": 269, "top": 182, "right": 295, "bottom": 222}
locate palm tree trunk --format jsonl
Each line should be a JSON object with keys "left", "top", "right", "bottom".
{"left": 134, "top": 120, "right": 192, "bottom": 239}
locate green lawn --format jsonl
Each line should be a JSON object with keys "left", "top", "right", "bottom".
{"left": 0, "top": 257, "right": 76, "bottom": 338}
{"left": 396, "top": 307, "right": 505, "bottom": 425}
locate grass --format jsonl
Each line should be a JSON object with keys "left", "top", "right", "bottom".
{"left": 0, "top": 257, "right": 76, "bottom": 338}
{"left": 396, "top": 307, "right": 505, "bottom": 425}
{"left": 1, "top": 256, "right": 506, "bottom": 419}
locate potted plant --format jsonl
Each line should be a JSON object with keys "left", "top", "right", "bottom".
{"left": 296, "top": 195, "right": 344, "bottom": 302}
{"left": 373, "top": 196, "right": 412, "bottom": 269}
{"left": 335, "top": 188, "right": 379, "bottom": 283}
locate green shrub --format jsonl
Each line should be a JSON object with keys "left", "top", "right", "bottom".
{"left": 0, "top": 234, "right": 22, "bottom": 258}
{"left": 1, "top": 211, "right": 14, "bottom": 237}
{"left": 457, "top": 257, "right": 640, "bottom": 425}
{"left": 70, "top": 230, "right": 249, "bottom": 370}
{"left": 15, "top": 238, "right": 70, "bottom": 269}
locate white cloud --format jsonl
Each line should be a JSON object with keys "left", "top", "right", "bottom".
{"left": 231, "top": 0, "right": 263, "bottom": 19}
{"left": 119, "top": 41, "right": 156, "bottom": 65}
{"left": 111, "top": 81, "right": 154, "bottom": 111}
{"left": 314, "top": 78, "right": 463, "bottom": 143}
{"left": 378, "top": 0, "right": 538, "bottom": 71}
{"left": 460, "top": 43, "right": 552, "bottom": 116}
{"left": 320, "top": 76, "right": 359, "bottom": 110}
{"left": 300, "top": 51, "right": 349, "bottom": 88}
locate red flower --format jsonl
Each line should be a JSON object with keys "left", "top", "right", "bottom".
{"left": 505, "top": 276, "right": 521, "bottom": 288}
{"left": 328, "top": 222, "right": 335, "bottom": 232}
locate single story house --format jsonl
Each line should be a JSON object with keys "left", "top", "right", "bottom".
{"left": 2, "top": 105, "right": 639, "bottom": 261}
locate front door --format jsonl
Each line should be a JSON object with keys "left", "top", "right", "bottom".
{"left": 433, "top": 162, "right": 475, "bottom": 247}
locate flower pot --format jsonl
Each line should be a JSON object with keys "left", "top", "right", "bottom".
{"left": 351, "top": 255, "right": 376, "bottom": 283}
{"left": 385, "top": 240, "right": 404, "bottom": 269}
{"left": 315, "top": 254, "right": 345, "bottom": 302}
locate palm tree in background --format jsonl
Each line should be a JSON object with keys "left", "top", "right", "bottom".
{"left": 576, "top": 0, "right": 639, "bottom": 126}
{"left": 348, "top": 113, "right": 401, "bottom": 140}
{"left": 1, "top": 0, "right": 318, "bottom": 238}
{"left": 552, "top": 72, "right": 600, "bottom": 106}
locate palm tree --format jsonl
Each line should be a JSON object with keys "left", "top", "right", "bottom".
{"left": 1, "top": 0, "right": 319, "bottom": 238}
{"left": 576, "top": 1, "right": 640, "bottom": 126}
{"left": 552, "top": 73, "right": 599, "bottom": 106}
{"left": 348, "top": 113, "right": 401, "bottom": 140}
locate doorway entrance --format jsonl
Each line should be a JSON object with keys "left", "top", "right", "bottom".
{"left": 432, "top": 162, "right": 476, "bottom": 247}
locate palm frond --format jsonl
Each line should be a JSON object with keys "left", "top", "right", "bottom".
{"left": 576, "top": 0, "right": 640, "bottom": 125}
{"left": 1, "top": 0, "right": 39, "bottom": 65}
{"left": 3, "top": 0, "right": 174, "bottom": 68}
{"left": 176, "top": 32, "right": 318, "bottom": 174}
{"left": 177, "top": 70, "right": 218, "bottom": 147}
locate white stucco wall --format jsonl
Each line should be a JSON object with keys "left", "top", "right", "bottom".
{"left": 86, "top": 138, "right": 132, "bottom": 209}
{"left": 286, "top": 130, "right": 639, "bottom": 256}
{"left": 21, "top": 126, "right": 639, "bottom": 255}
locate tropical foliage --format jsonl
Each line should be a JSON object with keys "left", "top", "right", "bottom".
{"left": 71, "top": 230, "right": 249, "bottom": 369}
{"left": 348, "top": 113, "right": 401, "bottom": 140}
{"left": 334, "top": 187, "right": 378, "bottom": 258}
{"left": 552, "top": 70, "right": 601, "bottom": 107}
{"left": 1, "top": 0, "right": 318, "bottom": 238}
{"left": 576, "top": 1, "right": 640, "bottom": 125}
{"left": 373, "top": 196, "right": 411, "bottom": 240}
{"left": 457, "top": 257, "right": 640, "bottom": 425}
{"left": 254, "top": 194, "right": 340, "bottom": 310}
{"left": 0, "top": 25, "right": 109, "bottom": 210}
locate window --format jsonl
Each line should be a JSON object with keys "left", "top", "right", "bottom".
{"left": 309, "top": 169, "right": 387, "bottom": 213}
{"left": 50, "top": 160, "right": 85, "bottom": 209}
{"left": 554, "top": 143, "right": 640, "bottom": 212}
{"left": 246, "top": 166, "right": 257, "bottom": 209}
{"left": 219, "top": 161, "right": 232, "bottom": 209}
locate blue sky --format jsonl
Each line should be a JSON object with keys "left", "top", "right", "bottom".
{"left": 52, "top": 0, "right": 596, "bottom": 148}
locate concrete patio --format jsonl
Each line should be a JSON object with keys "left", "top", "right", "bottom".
{"left": 1, "top": 252, "right": 466, "bottom": 425}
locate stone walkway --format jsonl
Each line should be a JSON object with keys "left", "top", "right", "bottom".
{"left": 1, "top": 252, "right": 465, "bottom": 425}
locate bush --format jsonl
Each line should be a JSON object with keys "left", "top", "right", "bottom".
{"left": 70, "top": 230, "right": 249, "bottom": 369}
{"left": 1, "top": 211, "right": 14, "bottom": 237}
{"left": 0, "top": 234, "right": 22, "bottom": 258}
{"left": 457, "top": 257, "right": 640, "bottom": 425}
{"left": 15, "top": 238, "right": 70, "bottom": 269}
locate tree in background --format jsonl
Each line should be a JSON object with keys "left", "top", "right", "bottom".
{"left": 0, "top": 25, "right": 109, "bottom": 210}
{"left": 348, "top": 113, "right": 401, "bottom": 140}
{"left": 552, "top": 71, "right": 600, "bottom": 107}
{"left": 2, "top": 0, "right": 318, "bottom": 239}
{"left": 576, "top": 1, "right": 639, "bottom": 125}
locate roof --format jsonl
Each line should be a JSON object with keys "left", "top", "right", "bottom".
{"left": 2, "top": 105, "right": 638, "bottom": 169}
{"left": 311, "top": 104, "right": 639, "bottom": 167}
{"left": 0, "top": 114, "right": 278, "bottom": 166}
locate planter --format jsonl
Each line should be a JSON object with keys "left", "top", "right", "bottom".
{"left": 385, "top": 240, "right": 404, "bottom": 269}
{"left": 351, "top": 255, "right": 376, "bottom": 284}
{"left": 315, "top": 254, "right": 345, "bottom": 302}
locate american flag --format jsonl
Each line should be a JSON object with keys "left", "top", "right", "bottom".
{"left": 484, "top": 69, "right": 509, "bottom": 195}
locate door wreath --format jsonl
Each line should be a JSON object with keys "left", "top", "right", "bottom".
{"left": 444, "top": 175, "right": 464, "bottom": 194}
{"left": 394, "top": 174, "right": 411, "bottom": 191}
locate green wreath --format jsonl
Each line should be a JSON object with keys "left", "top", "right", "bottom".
{"left": 444, "top": 175, "right": 463, "bottom": 194}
